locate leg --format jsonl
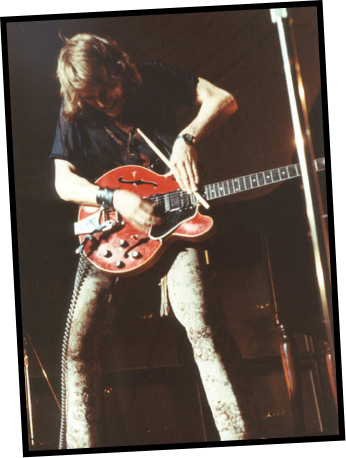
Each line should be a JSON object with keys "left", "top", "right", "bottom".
{"left": 166, "top": 246, "right": 248, "bottom": 441}
{"left": 60, "top": 256, "right": 121, "bottom": 449}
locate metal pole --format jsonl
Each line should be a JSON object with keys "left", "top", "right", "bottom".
{"left": 24, "top": 338, "right": 35, "bottom": 448}
{"left": 270, "top": 8, "right": 337, "bottom": 406}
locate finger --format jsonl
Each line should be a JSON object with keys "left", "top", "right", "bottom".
{"left": 171, "top": 165, "right": 185, "bottom": 191}
{"left": 191, "top": 160, "right": 199, "bottom": 184}
{"left": 138, "top": 207, "right": 162, "bottom": 226}
{"left": 135, "top": 208, "right": 152, "bottom": 223}
{"left": 139, "top": 201, "right": 155, "bottom": 214}
{"left": 185, "top": 162, "right": 198, "bottom": 193}
{"left": 127, "top": 215, "right": 147, "bottom": 231}
{"left": 133, "top": 213, "right": 158, "bottom": 229}
{"left": 149, "top": 215, "right": 162, "bottom": 226}
{"left": 177, "top": 163, "right": 195, "bottom": 194}
{"left": 134, "top": 216, "right": 161, "bottom": 229}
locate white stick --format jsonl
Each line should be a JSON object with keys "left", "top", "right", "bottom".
{"left": 137, "top": 128, "right": 210, "bottom": 209}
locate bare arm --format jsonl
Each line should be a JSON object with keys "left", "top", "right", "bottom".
{"left": 169, "top": 77, "right": 238, "bottom": 193}
{"left": 54, "top": 159, "right": 99, "bottom": 206}
{"left": 54, "top": 159, "right": 161, "bottom": 229}
{"left": 183, "top": 77, "right": 238, "bottom": 142}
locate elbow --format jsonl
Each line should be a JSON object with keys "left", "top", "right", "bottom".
{"left": 54, "top": 179, "right": 72, "bottom": 202}
{"left": 224, "top": 92, "right": 238, "bottom": 116}
{"left": 53, "top": 160, "right": 81, "bottom": 203}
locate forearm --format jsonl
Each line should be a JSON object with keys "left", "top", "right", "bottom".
{"left": 169, "top": 79, "right": 237, "bottom": 194}
{"left": 180, "top": 83, "right": 238, "bottom": 142}
{"left": 54, "top": 160, "right": 161, "bottom": 229}
{"left": 55, "top": 164, "right": 99, "bottom": 206}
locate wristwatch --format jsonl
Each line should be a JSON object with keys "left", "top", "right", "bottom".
{"left": 176, "top": 133, "right": 196, "bottom": 145}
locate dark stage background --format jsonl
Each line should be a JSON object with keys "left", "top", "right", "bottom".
{"left": 5, "top": 4, "right": 338, "bottom": 450}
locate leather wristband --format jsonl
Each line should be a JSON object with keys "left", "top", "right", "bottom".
{"left": 96, "top": 187, "right": 115, "bottom": 210}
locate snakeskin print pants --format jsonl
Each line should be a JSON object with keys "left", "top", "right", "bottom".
{"left": 63, "top": 245, "right": 252, "bottom": 448}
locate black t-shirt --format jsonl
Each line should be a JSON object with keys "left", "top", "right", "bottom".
{"left": 50, "top": 60, "right": 198, "bottom": 183}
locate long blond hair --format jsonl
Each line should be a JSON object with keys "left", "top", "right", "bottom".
{"left": 57, "top": 33, "right": 140, "bottom": 121}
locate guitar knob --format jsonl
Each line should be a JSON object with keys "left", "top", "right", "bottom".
{"left": 131, "top": 251, "right": 141, "bottom": 259}
{"left": 102, "top": 250, "right": 112, "bottom": 258}
{"left": 115, "top": 261, "right": 125, "bottom": 268}
{"left": 119, "top": 239, "right": 128, "bottom": 247}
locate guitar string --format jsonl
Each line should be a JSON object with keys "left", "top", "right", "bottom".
{"left": 103, "top": 159, "right": 324, "bottom": 214}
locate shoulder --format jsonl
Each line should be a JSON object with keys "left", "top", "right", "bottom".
{"left": 137, "top": 60, "right": 198, "bottom": 97}
{"left": 137, "top": 60, "right": 168, "bottom": 82}
{"left": 138, "top": 60, "right": 195, "bottom": 82}
{"left": 137, "top": 60, "right": 166, "bottom": 73}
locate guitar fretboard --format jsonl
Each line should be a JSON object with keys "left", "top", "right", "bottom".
{"left": 194, "top": 157, "right": 325, "bottom": 203}
{"left": 149, "top": 158, "right": 325, "bottom": 211}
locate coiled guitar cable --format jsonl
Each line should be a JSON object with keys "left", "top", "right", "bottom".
{"left": 58, "top": 254, "right": 92, "bottom": 449}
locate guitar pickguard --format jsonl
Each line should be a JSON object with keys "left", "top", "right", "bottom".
{"left": 149, "top": 206, "right": 198, "bottom": 240}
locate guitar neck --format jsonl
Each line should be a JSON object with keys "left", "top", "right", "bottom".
{"left": 197, "top": 157, "right": 325, "bottom": 203}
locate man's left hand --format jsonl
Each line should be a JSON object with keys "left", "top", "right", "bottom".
{"left": 166, "top": 141, "right": 199, "bottom": 194}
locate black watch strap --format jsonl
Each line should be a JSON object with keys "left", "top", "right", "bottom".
{"left": 176, "top": 133, "right": 196, "bottom": 145}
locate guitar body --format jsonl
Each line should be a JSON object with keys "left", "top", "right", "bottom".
{"left": 78, "top": 166, "right": 214, "bottom": 276}
{"left": 77, "top": 158, "right": 325, "bottom": 276}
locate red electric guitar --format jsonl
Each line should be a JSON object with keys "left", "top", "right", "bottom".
{"left": 75, "top": 158, "right": 325, "bottom": 276}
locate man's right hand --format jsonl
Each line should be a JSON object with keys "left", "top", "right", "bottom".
{"left": 113, "top": 189, "right": 162, "bottom": 230}
{"left": 54, "top": 160, "right": 161, "bottom": 230}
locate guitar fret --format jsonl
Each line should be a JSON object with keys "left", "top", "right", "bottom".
{"left": 209, "top": 183, "right": 215, "bottom": 198}
{"left": 233, "top": 178, "right": 239, "bottom": 192}
{"left": 245, "top": 175, "right": 252, "bottom": 189}
{"left": 272, "top": 168, "right": 280, "bottom": 181}
{"left": 251, "top": 174, "right": 258, "bottom": 187}
{"left": 239, "top": 176, "right": 246, "bottom": 191}
{"left": 228, "top": 180, "right": 234, "bottom": 194}
{"left": 205, "top": 186, "right": 211, "bottom": 200}
{"left": 257, "top": 172, "right": 265, "bottom": 186}
{"left": 206, "top": 184, "right": 211, "bottom": 198}
{"left": 279, "top": 166, "right": 289, "bottom": 180}
{"left": 288, "top": 165, "right": 294, "bottom": 176}
{"left": 218, "top": 182, "right": 225, "bottom": 196}
{"left": 264, "top": 171, "right": 272, "bottom": 184}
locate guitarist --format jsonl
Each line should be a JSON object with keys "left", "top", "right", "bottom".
{"left": 51, "top": 33, "right": 252, "bottom": 448}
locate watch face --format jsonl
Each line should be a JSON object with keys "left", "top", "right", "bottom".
{"left": 182, "top": 134, "right": 195, "bottom": 145}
